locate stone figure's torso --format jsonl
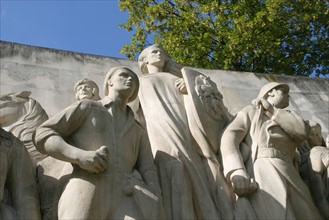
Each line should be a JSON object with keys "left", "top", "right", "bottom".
{"left": 139, "top": 72, "right": 193, "bottom": 157}
{"left": 36, "top": 99, "right": 144, "bottom": 174}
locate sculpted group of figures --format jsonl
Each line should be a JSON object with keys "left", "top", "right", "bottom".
{"left": 1, "top": 44, "right": 328, "bottom": 220}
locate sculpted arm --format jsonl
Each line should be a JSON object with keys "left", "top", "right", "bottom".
{"left": 221, "top": 108, "right": 257, "bottom": 196}
{"left": 221, "top": 109, "right": 250, "bottom": 177}
{"left": 34, "top": 102, "right": 108, "bottom": 173}
{"left": 41, "top": 135, "right": 94, "bottom": 168}
{"left": 273, "top": 109, "right": 308, "bottom": 142}
{"left": 260, "top": 99, "right": 308, "bottom": 143}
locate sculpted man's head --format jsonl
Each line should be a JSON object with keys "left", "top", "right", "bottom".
{"left": 258, "top": 82, "right": 290, "bottom": 108}
{"left": 74, "top": 78, "right": 101, "bottom": 101}
{"left": 306, "top": 120, "right": 323, "bottom": 147}
{"left": 103, "top": 67, "right": 139, "bottom": 103}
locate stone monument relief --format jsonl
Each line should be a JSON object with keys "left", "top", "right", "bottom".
{"left": 0, "top": 91, "right": 48, "bottom": 167}
{"left": 1, "top": 41, "right": 329, "bottom": 219}
{"left": 34, "top": 67, "right": 162, "bottom": 219}
{"left": 220, "top": 82, "right": 322, "bottom": 219}
{"left": 137, "top": 44, "right": 233, "bottom": 219}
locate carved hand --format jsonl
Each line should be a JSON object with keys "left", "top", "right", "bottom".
{"left": 259, "top": 98, "right": 274, "bottom": 115}
{"left": 175, "top": 78, "right": 187, "bottom": 94}
{"left": 230, "top": 169, "right": 258, "bottom": 197}
{"left": 77, "top": 146, "right": 109, "bottom": 173}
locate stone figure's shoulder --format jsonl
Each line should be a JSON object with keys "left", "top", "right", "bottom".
{"left": 48, "top": 100, "right": 105, "bottom": 123}
{"left": 239, "top": 104, "right": 258, "bottom": 118}
{"left": 66, "top": 99, "right": 104, "bottom": 112}
{"left": 310, "top": 146, "right": 329, "bottom": 157}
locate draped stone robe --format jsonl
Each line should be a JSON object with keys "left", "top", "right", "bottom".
{"left": 139, "top": 72, "right": 221, "bottom": 219}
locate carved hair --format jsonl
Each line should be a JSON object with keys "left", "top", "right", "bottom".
{"left": 138, "top": 44, "right": 183, "bottom": 77}
{"left": 74, "top": 78, "right": 101, "bottom": 101}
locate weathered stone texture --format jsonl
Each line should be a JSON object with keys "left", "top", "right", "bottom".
{"left": 1, "top": 40, "right": 328, "bottom": 135}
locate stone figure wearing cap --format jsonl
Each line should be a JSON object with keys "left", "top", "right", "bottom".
{"left": 34, "top": 67, "right": 161, "bottom": 219}
{"left": 220, "top": 82, "right": 322, "bottom": 219}
{"left": 74, "top": 78, "right": 101, "bottom": 101}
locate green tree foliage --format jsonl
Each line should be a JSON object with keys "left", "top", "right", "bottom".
{"left": 119, "top": 0, "right": 328, "bottom": 77}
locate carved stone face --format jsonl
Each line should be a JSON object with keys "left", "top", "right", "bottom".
{"left": 109, "top": 69, "right": 137, "bottom": 99}
{"left": 308, "top": 125, "right": 323, "bottom": 147}
{"left": 76, "top": 83, "right": 94, "bottom": 100}
{"left": 145, "top": 46, "right": 165, "bottom": 70}
{"left": 270, "top": 87, "right": 289, "bottom": 108}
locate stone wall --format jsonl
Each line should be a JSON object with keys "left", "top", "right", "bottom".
{"left": 1, "top": 40, "right": 328, "bottom": 135}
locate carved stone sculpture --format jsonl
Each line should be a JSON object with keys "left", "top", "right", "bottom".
{"left": 138, "top": 44, "right": 233, "bottom": 219}
{"left": 220, "top": 82, "right": 322, "bottom": 219}
{"left": 34, "top": 67, "right": 161, "bottom": 219}
{"left": 299, "top": 121, "right": 329, "bottom": 219}
{"left": 74, "top": 78, "right": 101, "bottom": 101}
{"left": 306, "top": 146, "right": 329, "bottom": 219}
{"left": 0, "top": 128, "right": 41, "bottom": 219}
{"left": 0, "top": 91, "right": 48, "bottom": 166}
{"left": 36, "top": 78, "right": 101, "bottom": 219}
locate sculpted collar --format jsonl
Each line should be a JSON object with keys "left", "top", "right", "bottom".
{"left": 99, "top": 96, "right": 135, "bottom": 117}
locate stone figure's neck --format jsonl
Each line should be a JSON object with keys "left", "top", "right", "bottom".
{"left": 146, "top": 65, "right": 163, "bottom": 74}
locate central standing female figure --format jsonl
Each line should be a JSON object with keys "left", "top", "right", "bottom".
{"left": 138, "top": 44, "right": 233, "bottom": 219}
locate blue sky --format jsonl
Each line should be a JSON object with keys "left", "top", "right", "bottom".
{"left": 0, "top": 0, "right": 132, "bottom": 59}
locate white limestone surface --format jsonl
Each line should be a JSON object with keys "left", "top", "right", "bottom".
{"left": 1, "top": 41, "right": 328, "bottom": 136}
